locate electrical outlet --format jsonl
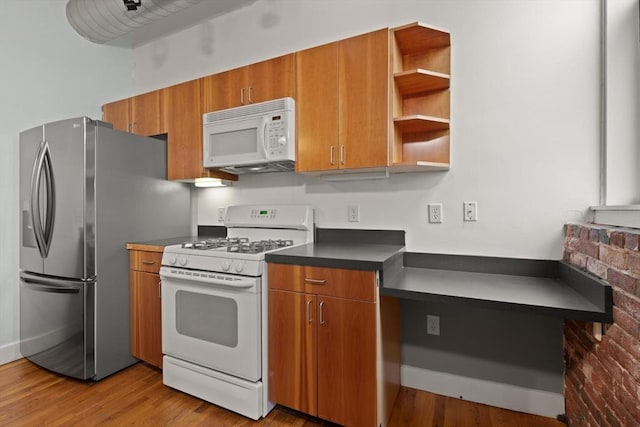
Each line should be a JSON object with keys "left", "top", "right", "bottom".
{"left": 348, "top": 205, "right": 360, "bottom": 222}
{"left": 218, "top": 208, "right": 226, "bottom": 222}
{"left": 427, "top": 315, "right": 440, "bottom": 336}
{"left": 463, "top": 201, "right": 478, "bottom": 221}
{"left": 428, "top": 203, "right": 443, "bottom": 223}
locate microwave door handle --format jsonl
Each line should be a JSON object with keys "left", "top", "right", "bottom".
{"left": 261, "top": 117, "right": 269, "bottom": 159}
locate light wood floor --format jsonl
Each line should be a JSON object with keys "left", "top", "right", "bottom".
{"left": 0, "top": 359, "right": 565, "bottom": 426}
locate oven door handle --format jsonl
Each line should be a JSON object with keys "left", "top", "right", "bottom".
{"left": 160, "top": 267, "right": 257, "bottom": 289}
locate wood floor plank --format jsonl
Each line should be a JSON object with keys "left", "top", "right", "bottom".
{"left": 0, "top": 359, "right": 565, "bottom": 427}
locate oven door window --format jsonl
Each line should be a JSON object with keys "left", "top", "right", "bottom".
{"left": 175, "top": 290, "right": 238, "bottom": 348}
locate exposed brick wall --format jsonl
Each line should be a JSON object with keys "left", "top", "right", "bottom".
{"left": 563, "top": 223, "right": 640, "bottom": 427}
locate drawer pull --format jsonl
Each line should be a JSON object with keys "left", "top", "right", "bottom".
{"left": 141, "top": 260, "right": 156, "bottom": 265}
{"left": 304, "top": 278, "right": 326, "bottom": 285}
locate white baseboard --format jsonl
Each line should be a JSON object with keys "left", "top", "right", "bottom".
{"left": 0, "top": 341, "right": 22, "bottom": 366}
{"left": 401, "top": 365, "right": 565, "bottom": 418}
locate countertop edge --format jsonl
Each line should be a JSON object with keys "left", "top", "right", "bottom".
{"left": 126, "top": 242, "right": 166, "bottom": 252}
{"left": 265, "top": 253, "right": 388, "bottom": 271}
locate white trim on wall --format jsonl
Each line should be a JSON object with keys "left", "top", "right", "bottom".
{"left": 0, "top": 341, "right": 22, "bottom": 366}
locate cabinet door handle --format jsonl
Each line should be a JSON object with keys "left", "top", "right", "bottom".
{"left": 304, "top": 278, "right": 326, "bottom": 285}
{"left": 240, "top": 87, "right": 245, "bottom": 105}
{"left": 306, "top": 299, "right": 313, "bottom": 323}
{"left": 141, "top": 260, "right": 156, "bottom": 265}
{"left": 339, "top": 145, "right": 345, "bottom": 165}
{"left": 330, "top": 146, "right": 335, "bottom": 166}
{"left": 319, "top": 301, "right": 325, "bottom": 325}
{"left": 248, "top": 86, "right": 253, "bottom": 104}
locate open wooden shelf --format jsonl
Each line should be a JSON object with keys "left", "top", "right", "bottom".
{"left": 390, "top": 161, "right": 450, "bottom": 172}
{"left": 391, "top": 22, "right": 451, "bottom": 170}
{"left": 394, "top": 69, "right": 449, "bottom": 95}
{"left": 394, "top": 115, "right": 449, "bottom": 134}
{"left": 393, "top": 22, "right": 451, "bottom": 54}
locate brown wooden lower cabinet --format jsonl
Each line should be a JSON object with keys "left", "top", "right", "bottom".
{"left": 268, "top": 263, "right": 400, "bottom": 427}
{"left": 129, "top": 250, "right": 163, "bottom": 369}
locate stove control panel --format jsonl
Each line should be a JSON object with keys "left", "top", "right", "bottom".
{"left": 161, "top": 248, "right": 264, "bottom": 277}
{"left": 225, "top": 204, "right": 313, "bottom": 231}
{"left": 251, "top": 209, "right": 277, "bottom": 219}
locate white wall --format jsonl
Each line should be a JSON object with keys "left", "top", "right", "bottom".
{"left": 133, "top": 0, "right": 601, "bottom": 260}
{"left": 606, "top": 0, "right": 640, "bottom": 205}
{"left": 0, "top": 0, "right": 133, "bottom": 364}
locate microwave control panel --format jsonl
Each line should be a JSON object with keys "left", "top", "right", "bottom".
{"left": 266, "top": 115, "right": 287, "bottom": 157}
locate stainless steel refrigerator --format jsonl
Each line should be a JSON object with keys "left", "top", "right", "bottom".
{"left": 19, "top": 117, "right": 191, "bottom": 380}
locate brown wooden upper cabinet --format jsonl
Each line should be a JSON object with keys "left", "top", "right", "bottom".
{"left": 102, "top": 90, "right": 164, "bottom": 136}
{"left": 102, "top": 98, "right": 130, "bottom": 132}
{"left": 163, "top": 79, "right": 201, "bottom": 181}
{"left": 163, "top": 80, "right": 236, "bottom": 182}
{"left": 295, "top": 29, "right": 389, "bottom": 173}
{"left": 202, "top": 53, "right": 295, "bottom": 113}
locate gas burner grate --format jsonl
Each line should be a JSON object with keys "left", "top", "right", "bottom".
{"left": 181, "top": 237, "right": 249, "bottom": 250}
{"left": 181, "top": 237, "right": 294, "bottom": 253}
{"left": 227, "top": 239, "right": 294, "bottom": 254}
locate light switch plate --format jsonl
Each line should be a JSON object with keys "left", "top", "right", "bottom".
{"left": 463, "top": 201, "right": 478, "bottom": 221}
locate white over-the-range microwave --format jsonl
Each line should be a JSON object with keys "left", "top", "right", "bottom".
{"left": 203, "top": 97, "right": 295, "bottom": 174}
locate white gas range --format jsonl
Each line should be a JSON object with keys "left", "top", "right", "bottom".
{"left": 160, "top": 205, "right": 314, "bottom": 420}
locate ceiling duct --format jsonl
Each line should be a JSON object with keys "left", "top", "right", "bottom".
{"left": 65, "top": 0, "right": 205, "bottom": 44}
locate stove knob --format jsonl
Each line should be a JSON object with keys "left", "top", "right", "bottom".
{"left": 222, "top": 261, "right": 231, "bottom": 271}
{"left": 178, "top": 256, "right": 188, "bottom": 266}
{"left": 168, "top": 255, "right": 177, "bottom": 265}
{"left": 234, "top": 262, "right": 244, "bottom": 273}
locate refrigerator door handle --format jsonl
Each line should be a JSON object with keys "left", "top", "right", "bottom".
{"left": 20, "top": 271, "right": 84, "bottom": 292}
{"left": 22, "top": 282, "right": 81, "bottom": 294}
{"left": 42, "top": 144, "right": 56, "bottom": 255}
{"left": 29, "top": 140, "right": 55, "bottom": 258}
{"left": 30, "top": 141, "right": 46, "bottom": 257}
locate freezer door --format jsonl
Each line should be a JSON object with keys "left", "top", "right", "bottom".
{"left": 42, "top": 117, "right": 92, "bottom": 278}
{"left": 19, "top": 271, "right": 95, "bottom": 380}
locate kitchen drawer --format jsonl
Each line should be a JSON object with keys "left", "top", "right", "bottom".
{"left": 268, "top": 263, "right": 376, "bottom": 302}
{"left": 268, "top": 263, "right": 305, "bottom": 292}
{"left": 130, "top": 250, "right": 163, "bottom": 274}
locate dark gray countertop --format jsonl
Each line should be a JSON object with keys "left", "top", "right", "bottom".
{"left": 126, "top": 236, "right": 197, "bottom": 252}
{"left": 266, "top": 233, "right": 612, "bottom": 323}
{"left": 265, "top": 242, "right": 406, "bottom": 271}
{"left": 126, "top": 226, "right": 226, "bottom": 252}
{"left": 382, "top": 253, "right": 613, "bottom": 323}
